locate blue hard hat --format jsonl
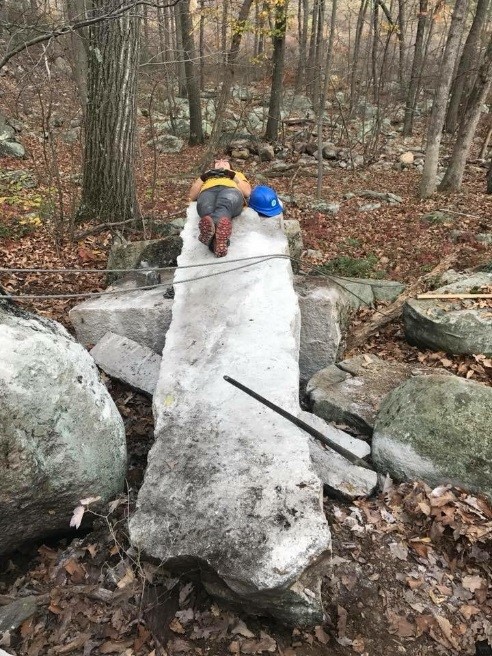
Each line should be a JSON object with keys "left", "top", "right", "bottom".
{"left": 248, "top": 185, "right": 283, "bottom": 217}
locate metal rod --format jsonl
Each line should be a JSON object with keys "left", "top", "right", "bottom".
{"left": 223, "top": 376, "right": 374, "bottom": 471}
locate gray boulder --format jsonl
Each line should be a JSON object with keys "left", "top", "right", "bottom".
{"left": 307, "top": 355, "right": 450, "bottom": 436}
{"left": 372, "top": 375, "right": 492, "bottom": 500}
{"left": 0, "top": 302, "right": 126, "bottom": 555}
{"left": 295, "top": 277, "right": 349, "bottom": 383}
{"left": 69, "top": 277, "right": 174, "bottom": 354}
{"left": 90, "top": 332, "right": 161, "bottom": 396}
{"left": 404, "top": 272, "right": 492, "bottom": 355}
{"left": 107, "top": 236, "right": 182, "bottom": 284}
{"left": 295, "top": 277, "right": 405, "bottom": 383}
{"left": 300, "top": 412, "right": 377, "bottom": 500}
{"left": 0, "top": 169, "right": 37, "bottom": 189}
{"left": 283, "top": 219, "right": 303, "bottom": 273}
{"left": 0, "top": 139, "right": 25, "bottom": 158}
{"left": 147, "top": 134, "right": 184, "bottom": 153}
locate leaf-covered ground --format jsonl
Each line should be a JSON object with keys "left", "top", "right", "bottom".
{"left": 1, "top": 89, "right": 491, "bottom": 656}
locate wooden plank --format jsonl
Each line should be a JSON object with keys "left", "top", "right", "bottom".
{"left": 417, "top": 293, "right": 492, "bottom": 299}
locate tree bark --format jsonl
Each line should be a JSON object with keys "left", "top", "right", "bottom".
{"left": 174, "top": 2, "right": 187, "bottom": 97}
{"left": 77, "top": 0, "right": 141, "bottom": 224}
{"left": 402, "top": 0, "right": 429, "bottom": 136}
{"left": 397, "top": 0, "right": 406, "bottom": 86}
{"left": 295, "top": 0, "right": 309, "bottom": 92}
{"left": 445, "top": 0, "right": 490, "bottom": 134}
{"left": 202, "top": 0, "right": 254, "bottom": 161}
{"left": 349, "top": 0, "right": 369, "bottom": 116}
{"left": 265, "top": 0, "right": 289, "bottom": 142}
{"left": 440, "top": 33, "right": 492, "bottom": 191}
{"left": 65, "top": 0, "right": 89, "bottom": 107}
{"left": 419, "top": 0, "right": 469, "bottom": 198}
{"left": 177, "top": 0, "right": 204, "bottom": 144}
{"left": 316, "top": 0, "right": 337, "bottom": 198}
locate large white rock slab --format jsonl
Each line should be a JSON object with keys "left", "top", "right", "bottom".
{"left": 90, "top": 331, "right": 162, "bottom": 396}
{"left": 129, "top": 206, "right": 331, "bottom": 626}
{"left": 69, "top": 275, "right": 174, "bottom": 353}
{"left": 0, "top": 302, "right": 126, "bottom": 555}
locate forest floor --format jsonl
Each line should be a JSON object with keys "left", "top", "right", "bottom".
{"left": 0, "top": 120, "right": 492, "bottom": 656}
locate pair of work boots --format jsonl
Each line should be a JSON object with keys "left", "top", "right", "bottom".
{"left": 198, "top": 215, "right": 232, "bottom": 257}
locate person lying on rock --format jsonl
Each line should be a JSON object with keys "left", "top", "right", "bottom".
{"left": 189, "top": 157, "right": 251, "bottom": 257}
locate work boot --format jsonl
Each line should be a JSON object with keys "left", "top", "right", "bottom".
{"left": 214, "top": 216, "right": 232, "bottom": 257}
{"left": 198, "top": 215, "right": 215, "bottom": 246}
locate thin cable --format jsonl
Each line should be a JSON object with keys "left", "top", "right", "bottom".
{"left": 0, "top": 253, "right": 290, "bottom": 274}
{"left": 0, "top": 256, "right": 280, "bottom": 300}
{"left": 0, "top": 255, "right": 397, "bottom": 311}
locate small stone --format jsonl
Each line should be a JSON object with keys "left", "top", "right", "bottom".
{"left": 231, "top": 148, "right": 249, "bottom": 159}
{"left": 359, "top": 203, "right": 381, "bottom": 212}
{"left": 399, "top": 151, "right": 414, "bottom": 166}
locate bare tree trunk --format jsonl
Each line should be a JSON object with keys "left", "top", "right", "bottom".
{"left": 317, "top": 0, "right": 337, "bottom": 198}
{"left": 78, "top": 0, "right": 141, "bottom": 223}
{"left": 65, "top": 0, "right": 88, "bottom": 107}
{"left": 221, "top": 0, "right": 228, "bottom": 64}
{"left": 397, "top": 0, "right": 406, "bottom": 86}
{"left": 295, "top": 0, "right": 309, "bottom": 92}
{"left": 178, "top": 0, "right": 203, "bottom": 145}
{"left": 203, "top": 0, "right": 254, "bottom": 160}
{"left": 371, "top": 1, "right": 379, "bottom": 103}
{"left": 306, "top": 0, "right": 319, "bottom": 98}
{"left": 402, "top": 0, "right": 429, "bottom": 136}
{"left": 445, "top": 0, "right": 490, "bottom": 134}
{"left": 439, "top": 33, "right": 492, "bottom": 191}
{"left": 419, "top": 0, "right": 469, "bottom": 198}
{"left": 174, "top": 2, "right": 187, "bottom": 97}
{"left": 199, "top": 0, "right": 205, "bottom": 89}
{"left": 350, "top": 0, "right": 369, "bottom": 115}
{"left": 265, "top": 0, "right": 289, "bottom": 142}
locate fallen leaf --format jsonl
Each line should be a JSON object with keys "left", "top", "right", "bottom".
{"left": 170, "top": 618, "right": 185, "bottom": 635}
{"left": 314, "top": 625, "right": 329, "bottom": 644}
{"left": 389, "top": 542, "right": 408, "bottom": 561}
{"left": 459, "top": 604, "right": 481, "bottom": 620}
{"left": 69, "top": 505, "right": 85, "bottom": 529}
{"left": 231, "top": 620, "right": 255, "bottom": 638}
{"left": 462, "top": 575, "right": 485, "bottom": 592}
{"left": 116, "top": 567, "right": 135, "bottom": 589}
{"left": 434, "top": 615, "right": 459, "bottom": 650}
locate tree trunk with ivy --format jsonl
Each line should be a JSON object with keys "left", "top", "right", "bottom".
{"left": 77, "top": 0, "right": 141, "bottom": 224}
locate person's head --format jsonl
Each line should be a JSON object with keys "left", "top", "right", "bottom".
{"left": 214, "top": 158, "right": 231, "bottom": 170}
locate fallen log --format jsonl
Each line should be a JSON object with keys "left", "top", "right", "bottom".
{"left": 346, "top": 253, "right": 458, "bottom": 351}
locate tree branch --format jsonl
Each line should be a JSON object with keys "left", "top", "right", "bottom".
{"left": 0, "top": 0, "right": 181, "bottom": 71}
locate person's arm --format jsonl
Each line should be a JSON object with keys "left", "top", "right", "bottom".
{"left": 189, "top": 177, "right": 203, "bottom": 201}
{"left": 234, "top": 173, "right": 251, "bottom": 199}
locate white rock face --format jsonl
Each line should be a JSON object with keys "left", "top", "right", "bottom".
{"left": 90, "top": 332, "right": 162, "bottom": 396}
{"left": 0, "top": 303, "right": 126, "bottom": 555}
{"left": 69, "top": 276, "right": 174, "bottom": 354}
{"left": 129, "top": 206, "right": 331, "bottom": 626}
